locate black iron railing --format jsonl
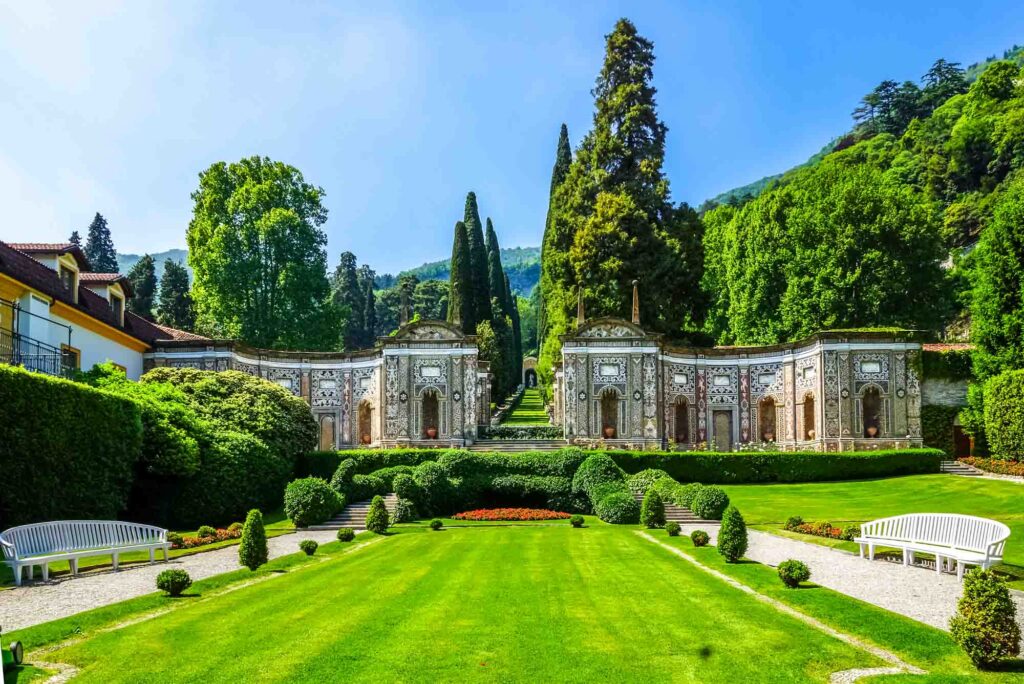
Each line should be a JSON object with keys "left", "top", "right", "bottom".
{"left": 0, "top": 299, "right": 74, "bottom": 378}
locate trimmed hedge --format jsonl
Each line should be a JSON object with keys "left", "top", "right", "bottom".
{"left": 297, "top": 449, "right": 443, "bottom": 479}
{"left": 922, "top": 348, "right": 973, "bottom": 381}
{"left": 572, "top": 454, "right": 639, "bottom": 524}
{"left": 284, "top": 477, "right": 342, "bottom": 527}
{"left": 0, "top": 365, "right": 143, "bottom": 526}
{"left": 479, "top": 425, "right": 564, "bottom": 440}
{"left": 607, "top": 449, "right": 943, "bottom": 483}
{"left": 983, "top": 370, "right": 1024, "bottom": 461}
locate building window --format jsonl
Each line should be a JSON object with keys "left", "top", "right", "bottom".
{"left": 61, "top": 344, "right": 81, "bottom": 370}
{"left": 110, "top": 293, "right": 124, "bottom": 326}
{"left": 59, "top": 264, "right": 78, "bottom": 301}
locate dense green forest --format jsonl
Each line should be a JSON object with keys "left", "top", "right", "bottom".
{"left": 379, "top": 245, "right": 539, "bottom": 295}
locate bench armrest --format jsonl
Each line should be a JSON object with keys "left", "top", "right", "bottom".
{"left": 0, "top": 537, "right": 15, "bottom": 560}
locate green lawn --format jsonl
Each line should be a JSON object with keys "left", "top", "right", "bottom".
{"left": 501, "top": 388, "right": 549, "bottom": 425}
{"left": 723, "top": 474, "right": 1024, "bottom": 586}
{"left": 21, "top": 524, "right": 908, "bottom": 683}
{"left": 0, "top": 509, "right": 295, "bottom": 588}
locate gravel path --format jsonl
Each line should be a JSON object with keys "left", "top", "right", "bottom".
{"left": 0, "top": 529, "right": 341, "bottom": 632}
{"left": 676, "top": 523, "right": 1024, "bottom": 633}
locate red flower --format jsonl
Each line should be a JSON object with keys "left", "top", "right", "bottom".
{"left": 451, "top": 508, "right": 571, "bottom": 521}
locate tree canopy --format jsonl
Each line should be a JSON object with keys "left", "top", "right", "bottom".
{"left": 84, "top": 212, "right": 118, "bottom": 273}
{"left": 126, "top": 254, "right": 157, "bottom": 320}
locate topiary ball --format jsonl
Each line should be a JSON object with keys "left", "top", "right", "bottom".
{"left": 156, "top": 568, "right": 192, "bottom": 597}
{"left": 666, "top": 521, "right": 681, "bottom": 537}
{"left": 299, "top": 539, "right": 319, "bottom": 556}
{"left": 197, "top": 525, "right": 217, "bottom": 538}
{"left": 337, "top": 527, "right": 356, "bottom": 542}
{"left": 430, "top": 519, "right": 443, "bottom": 531}
{"left": 690, "top": 529, "right": 710, "bottom": 547}
{"left": 691, "top": 485, "right": 730, "bottom": 520}
{"left": 777, "top": 559, "right": 811, "bottom": 588}
{"left": 570, "top": 514, "right": 584, "bottom": 528}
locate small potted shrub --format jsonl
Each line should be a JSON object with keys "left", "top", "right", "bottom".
{"left": 430, "top": 519, "right": 444, "bottom": 531}
{"left": 777, "top": 560, "right": 811, "bottom": 588}
{"left": 337, "top": 527, "right": 356, "bottom": 542}
{"left": 299, "top": 539, "right": 319, "bottom": 556}
{"left": 156, "top": 568, "right": 192, "bottom": 597}
{"left": 569, "top": 515, "right": 584, "bottom": 528}
{"left": 666, "top": 521, "right": 681, "bottom": 537}
{"left": 197, "top": 525, "right": 217, "bottom": 538}
{"left": 690, "top": 530, "right": 709, "bottom": 547}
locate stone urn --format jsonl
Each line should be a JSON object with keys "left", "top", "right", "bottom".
{"left": 361, "top": 433, "right": 371, "bottom": 445}
{"left": 603, "top": 426, "right": 616, "bottom": 439}
{"left": 806, "top": 429, "right": 815, "bottom": 440}
{"left": 866, "top": 425, "right": 878, "bottom": 438}
{"left": 426, "top": 427, "right": 438, "bottom": 439}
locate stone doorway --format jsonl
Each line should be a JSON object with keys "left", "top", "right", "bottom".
{"left": 358, "top": 401, "right": 373, "bottom": 445}
{"left": 524, "top": 369, "right": 537, "bottom": 387}
{"left": 713, "top": 410, "right": 732, "bottom": 452}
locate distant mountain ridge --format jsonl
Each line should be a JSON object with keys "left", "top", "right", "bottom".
{"left": 117, "top": 249, "right": 191, "bottom": 278}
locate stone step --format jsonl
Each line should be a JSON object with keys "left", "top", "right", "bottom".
{"left": 309, "top": 494, "right": 398, "bottom": 530}
{"left": 631, "top": 491, "right": 719, "bottom": 525}
{"left": 940, "top": 460, "right": 983, "bottom": 476}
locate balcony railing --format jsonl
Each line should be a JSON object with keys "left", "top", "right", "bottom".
{"left": 0, "top": 299, "right": 74, "bottom": 378}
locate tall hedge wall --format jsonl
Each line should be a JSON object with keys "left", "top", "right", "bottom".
{"left": 0, "top": 366, "right": 143, "bottom": 527}
{"left": 983, "top": 370, "right": 1024, "bottom": 461}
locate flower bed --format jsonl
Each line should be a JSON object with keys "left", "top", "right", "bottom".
{"left": 452, "top": 508, "right": 571, "bottom": 521}
{"left": 169, "top": 526, "right": 242, "bottom": 550}
{"left": 961, "top": 457, "right": 1024, "bottom": 477}
{"left": 784, "top": 517, "right": 860, "bottom": 542}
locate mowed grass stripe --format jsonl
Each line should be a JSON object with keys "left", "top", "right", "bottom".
{"left": 47, "top": 526, "right": 882, "bottom": 683}
{"left": 502, "top": 388, "right": 549, "bottom": 425}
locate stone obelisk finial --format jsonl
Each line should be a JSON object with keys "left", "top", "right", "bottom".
{"left": 631, "top": 279, "right": 640, "bottom": 325}
{"left": 576, "top": 288, "right": 585, "bottom": 327}
{"left": 400, "top": 282, "right": 411, "bottom": 326}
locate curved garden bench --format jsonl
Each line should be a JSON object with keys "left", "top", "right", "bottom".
{"left": 0, "top": 520, "right": 171, "bottom": 586}
{"left": 854, "top": 513, "right": 1009, "bottom": 579}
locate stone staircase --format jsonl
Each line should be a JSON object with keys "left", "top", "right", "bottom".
{"left": 310, "top": 493, "right": 398, "bottom": 530}
{"left": 940, "top": 460, "right": 984, "bottom": 477}
{"left": 631, "top": 491, "right": 718, "bottom": 525}
{"left": 469, "top": 439, "right": 567, "bottom": 452}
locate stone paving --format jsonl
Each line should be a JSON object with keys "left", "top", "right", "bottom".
{"left": 0, "top": 529, "right": 341, "bottom": 632}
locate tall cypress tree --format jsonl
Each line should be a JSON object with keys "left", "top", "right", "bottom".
{"left": 464, "top": 192, "right": 490, "bottom": 330}
{"left": 157, "top": 261, "right": 195, "bottom": 331}
{"left": 538, "top": 124, "right": 572, "bottom": 345}
{"left": 363, "top": 279, "right": 377, "bottom": 344}
{"left": 485, "top": 218, "right": 508, "bottom": 309}
{"left": 331, "top": 251, "right": 364, "bottom": 350}
{"left": 84, "top": 212, "right": 118, "bottom": 272}
{"left": 126, "top": 254, "right": 158, "bottom": 320}
{"left": 446, "top": 221, "right": 474, "bottom": 334}
{"left": 505, "top": 272, "right": 523, "bottom": 388}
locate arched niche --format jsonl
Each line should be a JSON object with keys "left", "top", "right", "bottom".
{"left": 758, "top": 396, "right": 777, "bottom": 442}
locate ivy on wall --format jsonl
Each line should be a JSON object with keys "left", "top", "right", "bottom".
{"left": 922, "top": 349, "right": 974, "bottom": 381}
{"left": 921, "top": 404, "right": 961, "bottom": 457}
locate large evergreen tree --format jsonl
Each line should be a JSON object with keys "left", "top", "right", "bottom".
{"left": 68, "top": 230, "right": 82, "bottom": 248}
{"left": 362, "top": 279, "right": 377, "bottom": 346}
{"left": 539, "top": 19, "right": 705, "bottom": 387}
{"left": 464, "top": 192, "right": 490, "bottom": 330}
{"left": 505, "top": 272, "right": 523, "bottom": 389}
{"left": 186, "top": 156, "right": 340, "bottom": 350}
{"left": 126, "top": 254, "right": 157, "bottom": 320}
{"left": 332, "top": 251, "right": 364, "bottom": 350}
{"left": 485, "top": 218, "right": 508, "bottom": 310}
{"left": 157, "top": 260, "right": 195, "bottom": 331}
{"left": 84, "top": 212, "right": 118, "bottom": 272}
{"left": 446, "top": 221, "right": 474, "bottom": 333}
{"left": 538, "top": 123, "right": 572, "bottom": 346}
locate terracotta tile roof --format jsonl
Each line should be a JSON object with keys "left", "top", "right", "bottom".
{"left": 79, "top": 271, "right": 134, "bottom": 297}
{"left": 153, "top": 324, "right": 211, "bottom": 342}
{"left": 922, "top": 342, "right": 974, "bottom": 352}
{"left": 7, "top": 242, "right": 91, "bottom": 270}
{"left": 0, "top": 240, "right": 208, "bottom": 346}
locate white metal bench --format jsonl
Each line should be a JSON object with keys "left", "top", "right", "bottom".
{"left": 0, "top": 521, "right": 171, "bottom": 586}
{"left": 854, "top": 513, "right": 1010, "bottom": 579}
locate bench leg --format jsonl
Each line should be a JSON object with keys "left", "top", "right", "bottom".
{"left": 859, "top": 543, "right": 864, "bottom": 559}
{"left": 42, "top": 562, "right": 49, "bottom": 582}
{"left": 163, "top": 545, "right": 169, "bottom": 562}
{"left": 936, "top": 555, "right": 944, "bottom": 574}
{"left": 112, "top": 553, "right": 119, "bottom": 571}
{"left": 70, "top": 558, "right": 79, "bottom": 576}
{"left": 868, "top": 544, "right": 875, "bottom": 560}
{"left": 149, "top": 548, "right": 155, "bottom": 563}
{"left": 14, "top": 565, "right": 23, "bottom": 587}
{"left": 957, "top": 561, "right": 965, "bottom": 580}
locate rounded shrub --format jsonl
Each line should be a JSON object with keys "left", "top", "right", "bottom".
{"left": 330, "top": 458, "right": 357, "bottom": 492}
{"left": 299, "top": 539, "right": 319, "bottom": 556}
{"left": 594, "top": 490, "right": 640, "bottom": 524}
{"left": 366, "top": 495, "right": 390, "bottom": 534}
{"left": 393, "top": 498, "right": 417, "bottom": 523}
{"left": 197, "top": 525, "right": 217, "bottom": 538}
{"left": 156, "top": 568, "right": 192, "bottom": 596}
{"left": 284, "top": 477, "right": 342, "bottom": 528}
{"left": 167, "top": 532, "right": 183, "bottom": 548}
{"left": 571, "top": 453, "right": 625, "bottom": 496}
{"left": 691, "top": 530, "right": 710, "bottom": 547}
{"left": 227, "top": 522, "right": 242, "bottom": 533}
{"left": 950, "top": 568, "right": 1021, "bottom": 668}
{"left": 430, "top": 518, "right": 443, "bottom": 531}
{"left": 777, "top": 559, "right": 811, "bottom": 588}
{"left": 413, "top": 461, "right": 452, "bottom": 516}
{"left": 677, "top": 482, "right": 704, "bottom": 508}
{"left": 393, "top": 473, "right": 420, "bottom": 502}
{"left": 627, "top": 468, "right": 670, "bottom": 495}
{"left": 666, "top": 521, "right": 681, "bottom": 537}
{"left": 841, "top": 524, "right": 861, "bottom": 541}
{"left": 784, "top": 515, "right": 804, "bottom": 531}
{"left": 337, "top": 527, "right": 355, "bottom": 542}
{"left": 570, "top": 514, "right": 584, "bottom": 528}
{"left": 640, "top": 489, "right": 666, "bottom": 528}
{"left": 691, "top": 485, "right": 729, "bottom": 520}
{"left": 238, "top": 509, "right": 268, "bottom": 571}
{"left": 983, "top": 370, "right": 1024, "bottom": 461}
{"left": 717, "top": 506, "right": 748, "bottom": 563}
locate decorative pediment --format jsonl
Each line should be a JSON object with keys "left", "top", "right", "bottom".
{"left": 390, "top": 320, "right": 465, "bottom": 341}
{"left": 574, "top": 318, "right": 649, "bottom": 339}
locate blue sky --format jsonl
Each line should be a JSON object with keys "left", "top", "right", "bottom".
{"left": 1, "top": 1, "right": 1021, "bottom": 274}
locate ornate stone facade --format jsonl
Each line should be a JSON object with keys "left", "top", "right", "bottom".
{"left": 145, "top": 320, "right": 487, "bottom": 449}
{"left": 553, "top": 318, "right": 924, "bottom": 451}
